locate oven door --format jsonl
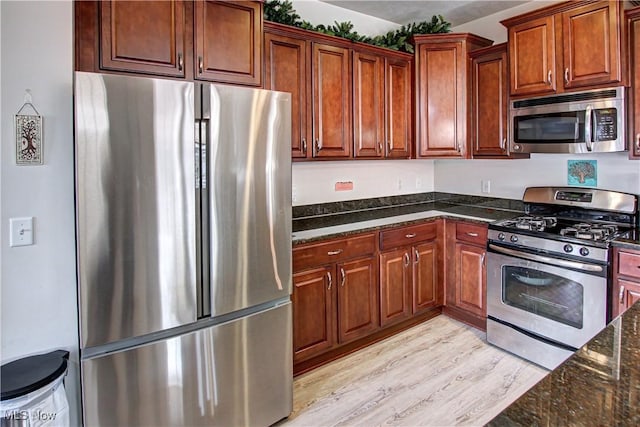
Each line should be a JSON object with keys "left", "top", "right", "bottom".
{"left": 486, "top": 244, "right": 607, "bottom": 350}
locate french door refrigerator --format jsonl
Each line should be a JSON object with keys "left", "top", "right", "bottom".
{"left": 74, "top": 71, "right": 292, "bottom": 426}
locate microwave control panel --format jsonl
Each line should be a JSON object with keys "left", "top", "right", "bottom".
{"left": 593, "top": 108, "right": 617, "bottom": 141}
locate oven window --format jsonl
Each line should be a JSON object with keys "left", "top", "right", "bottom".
{"left": 502, "top": 266, "right": 584, "bottom": 329}
{"left": 514, "top": 111, "right": 585, "bottom": 143}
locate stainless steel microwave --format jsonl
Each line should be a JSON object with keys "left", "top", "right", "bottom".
{"left": 510, "top": 87, "right": 626, "bottom": 154}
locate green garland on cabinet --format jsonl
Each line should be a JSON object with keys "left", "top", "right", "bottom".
{"left": 264, "top": 0, "right": 451, "bottom": 53}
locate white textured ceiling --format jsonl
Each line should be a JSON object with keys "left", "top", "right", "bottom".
{"left": 321, "top": 0, "right": 531, "bottom": 26}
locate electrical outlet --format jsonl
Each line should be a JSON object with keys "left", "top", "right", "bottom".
{"left": 481, "top": 180, "right": 491, "bottom": 194}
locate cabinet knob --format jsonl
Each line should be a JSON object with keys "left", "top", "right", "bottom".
{"left": 178, "top": 53, "right": 183, "bottom": 72}
{"left": 547, "top": 70, "right": 552, "bottom": 85}
{"left": 564, "top": 68, "right": 569, "bottom": 85}
{"left": 619, "top": 285, "right": 625, "bottom": 304}
{"left": 302, "top": 138, "right": 307, "bottom": 154}
{"left": 340, "top": 267, "right": 346, "bottom": 287}
{"left": 327, "top": 271, "right": 332, "bottom": 290}
{"left": 198, "top": 56, "right": 204, "bottom": 74}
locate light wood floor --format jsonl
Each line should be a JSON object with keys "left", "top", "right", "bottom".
{"left": 282, "top": 316, "right": 547, "bottom": 427}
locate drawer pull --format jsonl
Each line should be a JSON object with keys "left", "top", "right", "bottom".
{"left": 636, "top": 133, "right": 640, "bottom": 151}
{"left": 198, "top": 56, "right": 204, "bottom": 74}
{"left": 327, "top": 271, "right": 332, "bottom": 290}
{"left": 414, "top": 248, "right": 420, "bottom": 263}
{"left": 340, "top": 267, "right": 346, "bottom": 287}
{"left": 177, "top": 52, "right": 183, "bottom": 72}
{"left": 564, "top": 68, "right": 569, "bottom": 85}
{"left": 619, "top": 286, "right": 625, "bottom": 304}
{"left": 403, "top": 252, "right": 410, "bottom": 267}
{"left": 466, "top": 232, "right": 479, "bottom": 237}
{"left": 547, "top": 70, "right": 552, "bottom": 85}
{"left": 302, "top": 138, "right": 307, "bottom": 154}
{"left": 327, "top": 249, "right": 343, "bottom": 256}
{"left": 405, "top": 233, "right": 417, "bottom": 239}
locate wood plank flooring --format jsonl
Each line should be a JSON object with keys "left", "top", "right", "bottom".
{"left": 282, "top": 316, "right": 547, "bottom": 426}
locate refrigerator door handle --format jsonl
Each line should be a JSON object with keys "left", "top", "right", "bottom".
{"left": 198, "top": 118, "right": 211, "bottom": 318}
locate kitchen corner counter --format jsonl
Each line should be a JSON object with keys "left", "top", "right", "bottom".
{"left": 487, "top": 301, "right": 640, "bottom": 427}
{"left": 292, "top": 200, "right": 519, "bottom": 244}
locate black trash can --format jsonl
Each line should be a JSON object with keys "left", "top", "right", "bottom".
{"left": 0, "top": 350, "right": 70, "bottom": 427}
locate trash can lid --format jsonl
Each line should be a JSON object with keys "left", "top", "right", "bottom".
{"left": 1, "top": 350, "right": 69, "bottom": 401}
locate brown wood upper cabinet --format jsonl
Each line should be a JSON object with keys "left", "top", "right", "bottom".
{"left": 99, "top": 0, "right": 187, "bottom": 77}
{"left": 628, "top": 7, "right": 640, "bottom": 160}
{"left": 502, "top": 0, "right": 624, "bottom": 97}
{"left": 264, "top": 23, "right": 352, "bottom": 159}
{"left": 413, "top": 34, "right": 493, "bottom": 158}
{"left": 194, "top": 0, "right": 262, "bottom": 86}
{"left": 78, "top": 1, "right": 262, "bottom": 86}
{"left": 353, "top": 49, "right": 412, "bottom": 159}
{"left": 470, "top": 44, "right": 509, "bottom": 158}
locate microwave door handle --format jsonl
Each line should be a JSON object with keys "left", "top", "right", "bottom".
{"left": 584, "top": 105, "right": 593, "bottom": 151}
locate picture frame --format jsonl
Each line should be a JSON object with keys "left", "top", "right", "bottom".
{"left": 15, "top": 112, "right": 43, "bottom": 165}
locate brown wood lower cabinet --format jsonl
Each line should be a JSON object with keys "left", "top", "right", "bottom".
{"left": 379, "top": 221, "right": 443, "bottom": 327}
{"left": 444, "top": 221, "right": 488, "bottom": 330}
{"left": 292, "top": 233, "right": 379, "bottom": 365}
{"left": 612, "top": 247, "right": 640, "bottom": 318}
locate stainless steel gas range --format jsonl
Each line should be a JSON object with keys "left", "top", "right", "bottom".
{"left": 486, "top": 187, "right": 639, "bottom": 370}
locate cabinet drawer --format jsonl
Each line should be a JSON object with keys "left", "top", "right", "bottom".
{"left": 455, "top": 222, "right": 487, "bottom": 246}
{"left": 293, "top": 233, "right": 376, "bottom": 272}
{"left": 380, "top": 222, "right": 437, "bottom": 251}
{"left": 618, "top": 250, "right": 640, "bottom": 279}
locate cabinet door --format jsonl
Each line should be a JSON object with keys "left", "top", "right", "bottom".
{"left": 312, "top": 43, "right": 352, "bottom": 158}
{"left": 386, "top": 58, "right": 412, "bottom": 158}
{"left": 562, "top": 1, "right": 621, "bottom": 89}
{"left": 337, "top": 257, "right": 379, "bottom": 344}
{"left": 471, "top": 46, "right": 508, "bottom": 157}
{"left": 264, "top": 32, "right": 310, "bottom": 159}
{"left": 508, "top": 16, "right": 556, "bottom": 96}
{"left": 613, "top": 278, "right": 640, "bottom": 318}
{"left": 412, "top": 242, "right": 439, "bottom": 313}
{"left": 100, "top": 0, "right": 186, "bottom": 77}
{"left": 194, "top": 0, "right": 261, "bottom": 86}
{"left": 631, "top": 15, "right": 640, "bottom": 159}
{"left": 353, "top": 52, "right": 384, "bottom": 158}
{"left": 379, "top": 249, "right": 412, "bottom": 327}
{"left": 455, "top": 243, "right": 486, "bottom": 318}
{"left": 416, "top": 42, "right": 465, "bottom": 157}
{"left": 292, "top": 266, "right": 335, "bottom": 362}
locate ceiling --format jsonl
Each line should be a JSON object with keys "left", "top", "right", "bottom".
{"left": 321, "top": 1, "right": 531, "bottom": 27}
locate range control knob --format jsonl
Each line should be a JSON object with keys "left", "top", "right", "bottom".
{"left": 579, "top": 247, "right": 590, "bottom": 256}
{"left": 498, "top": 233, "right": 506, "bottom": 241}
{"left": 510, "top": 235, "right": 519, "bottom": 243}
{"left": 563, "top": 244, "right": 573, "bottom": 253}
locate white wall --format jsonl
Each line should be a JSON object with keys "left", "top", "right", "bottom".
{"left": 451, "top": 0, "right": 560, "bottom": 43}
{"left": 435, "top": 153, "right": 640, "bottom": 199}
{"left": 292, "top": 0, "right": 400, "bottom": 35}
{"left": 293, "top": 160, "right": 435, "bottom": 205}
{"left": 0, "top": 1, "right": 80, "bottom": 425}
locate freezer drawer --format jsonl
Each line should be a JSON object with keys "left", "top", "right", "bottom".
{"left": 81, "top": 303, "right": 293, "bottom": 426}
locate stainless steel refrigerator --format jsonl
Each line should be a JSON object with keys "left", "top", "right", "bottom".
{"left": 74, "top": 71, "right": 292, "bottom": 426}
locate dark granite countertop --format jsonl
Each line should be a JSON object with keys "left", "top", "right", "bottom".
{"left": 292, "top": 201, "right": 520, "bottom": 245}
{"left": 487, "top": 301, "right": 640, "bottom": 427}
{"left": 612, "top": 228, "right": 640, "bottom": 251}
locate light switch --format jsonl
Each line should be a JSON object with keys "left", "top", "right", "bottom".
{"left": 10, "top": 217, "right": 34, "bottom": 247}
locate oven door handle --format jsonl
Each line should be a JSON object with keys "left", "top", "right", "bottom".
{"left": 488, "top": 244, "right": 603, "bottom": 273}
